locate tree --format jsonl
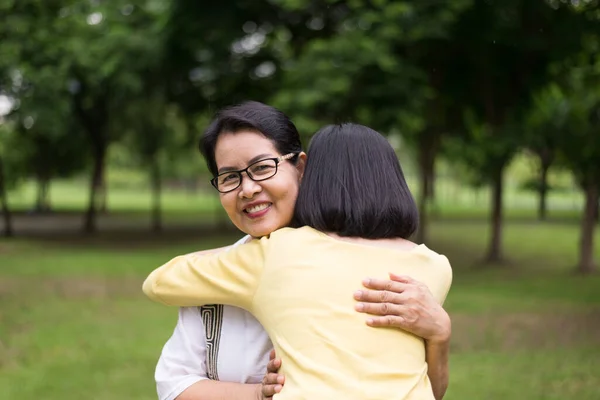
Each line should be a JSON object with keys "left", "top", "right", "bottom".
{"left": 271, "top": 0, "right": 470, "bottom": 243}
{"left": 8, "top": 74, "right": 87, "bottom": 213}
{"left": 0, "top": 129, "right": 14, "bottom": 237}
{"left": 120, "top": 85, "right": 171, "bottom": 232}
{"left": 555, "top": 61, "right": 600, "bottom": 274}
{"left": 433, "top": 0, "right": 596, "bottom": 263}
{"left": 0, "top": 119, "right": 28, "bottom": 238}
{"left": 62, "top": 1, "right": 172, "bottom": 232}
{"left": 525, "top": 84, "right": 570, "bottom": 220}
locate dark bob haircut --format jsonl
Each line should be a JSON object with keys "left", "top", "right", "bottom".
{"left": 199, "top": 101, "right": 303, "bottom": 177}
{"left": 293, "top": 123, "right": 418, "bottom": 239}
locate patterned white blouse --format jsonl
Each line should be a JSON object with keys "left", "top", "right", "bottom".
{"left": 154, "top": 237, "right": 273, "bottom": 400}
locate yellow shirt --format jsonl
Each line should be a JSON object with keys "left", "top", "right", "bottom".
{"left": 144, "top": 226, "right": 452, "bottom": 400}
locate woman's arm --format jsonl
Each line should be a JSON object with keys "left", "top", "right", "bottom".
{"left": 177, "top": 352, "right": 283, "bottom": 400}
{"left": 176, "top": 381, "right": 261, "bottom": 400}
{"left": 184, "top": 234, "right": 251, "bottom": 258}
{"left": 353, "top": 274, "right": 451, "bottom": 399}
{"left": 143, "top": 238, "right": 266, "bottom": 308}
{"left": 149, "top": 236, "right": 276, "bottom": 400}
{"left": 423, "top": 338, "right": 450, "bottom": 400}
{"left": 155, "top": 308, "right": 282, "bottom": 400}
{"left": 155, "top": 307, "right": 210, "bottom": 400}
{"left": 154, "top": 307, "right": 258, "bottom": 400}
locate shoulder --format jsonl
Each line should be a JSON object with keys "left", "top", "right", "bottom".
{"left": 417, "top": 245, "right": 451, "bottom": 265}
{"left": 416, "top": 246, "right": 453, "bottom": 279}
{"left": 411, "top": 246, "right": 453, "bottom": 303}
{"left": 231, "top": 235, "right": 252, "bottom": 247}
{"left": 258, "top": 226, "right": 304, "bottom": 242}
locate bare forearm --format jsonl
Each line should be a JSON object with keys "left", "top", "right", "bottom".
{"left": 425, "top": 339, "right": 449, "bottom": 400}
{"left": 176, "top": 380, "right": 260, "bottom": 400}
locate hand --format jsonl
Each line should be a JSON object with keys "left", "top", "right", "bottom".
{"left": 353, "top": 273, "right": 451, "bottom": 343}
{"left": 260, "top": 349, "right": 284, "bottom": 399}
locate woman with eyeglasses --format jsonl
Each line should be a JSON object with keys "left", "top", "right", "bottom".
{"left": 146, "top": 108, "right": 452, "bottom": 400}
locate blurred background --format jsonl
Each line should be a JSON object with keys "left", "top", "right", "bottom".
{"left": 0, "top": 0, "right": 599, "bottom": 399}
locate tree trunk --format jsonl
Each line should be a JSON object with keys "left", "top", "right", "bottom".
{"left": 0, "top": 157, "right": 14, "bottom": 237}
{"left": 415, "top": 131, "right": 438, "bottom": 244}
{"left": 538, "top": 159, "right": 551, "bottom": 221}
{"left": 71, "top": 70, "right": 110, "bottom": 231}
{"left": 35, "top": 173, "right": 51, "bottom": 213}
{"left": 83, "top": 143, "right": 106, "bottom": 234}
{"left": 416, "top": 172, "right": 431, "bottom": 245}
{"left": 577, "top": 183, "right": 598, "bottom": 274}
{"left": 150, "top": 156, "right": 162, "bottom": 233}
{"left": 486, "top": 167, "right": 505, "bottom": 263}
{"left": 98, "top": 171, "right": 107, "bottom": 214}
{"left": 98, "top": 176, "right": 108, "bottom": 214}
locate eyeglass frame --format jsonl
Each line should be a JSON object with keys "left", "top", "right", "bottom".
{"left": 210, "top": 152, "right": 298, "bottom": 193}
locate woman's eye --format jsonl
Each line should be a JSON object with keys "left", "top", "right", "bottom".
{"left": 221, "top": 174, "right": 238, "bottom": 183}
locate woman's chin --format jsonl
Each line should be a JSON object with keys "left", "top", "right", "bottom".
{"left": 247, "top": 226, "right": 275, "bottom": 238}
{"left": 245, "top": 221, "right": 287, "bottom": 238}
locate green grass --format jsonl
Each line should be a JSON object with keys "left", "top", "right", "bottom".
{"left": 1, "top": 218, "right": 599, "bottom": 399}
{"left": 449, "top": 348, "right": 599, "bottom": 400}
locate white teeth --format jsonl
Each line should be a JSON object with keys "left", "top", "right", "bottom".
{"left": 246, "top": 203, "right": 270, "bottom": 213}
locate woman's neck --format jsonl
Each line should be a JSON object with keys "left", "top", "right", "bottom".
{"left": 324, "top": 232, "right": 418, "bottom": 251}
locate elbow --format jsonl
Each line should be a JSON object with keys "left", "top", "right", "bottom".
{"left": 433, "top": 380, "right": 448, "bottom": 400}
{"left": 142, "top": 276, "right": 155, "bottom": 299}
{"left": 143, "top": 270, "right": 165, "bottom": 303}
{"left": 434, "top": 386, "right": 448, "bottom": 400}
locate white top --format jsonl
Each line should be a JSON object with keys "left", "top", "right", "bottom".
{"left": 155, "top": 236, "right": 273, "bottom": 400}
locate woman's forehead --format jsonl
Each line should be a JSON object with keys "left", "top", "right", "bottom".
{"left": 214, "top": 130, "right": 277, "bottom": 168}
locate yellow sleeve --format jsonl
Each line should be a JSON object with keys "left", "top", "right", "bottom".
{"left": 432, "top": 254, "right": 453, "bottom": 305}
{"left": 142, "top": 237, "right": 267, "bottom": 310}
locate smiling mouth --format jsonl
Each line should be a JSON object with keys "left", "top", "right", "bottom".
{"left": 244, "top": 203, "right": 272, "bottom": 214}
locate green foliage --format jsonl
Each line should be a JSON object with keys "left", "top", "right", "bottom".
{"left": 531, "top": 33, "right": 600, "bottom": 188}
{"left": 0, "top": 0, "right": 599, "bottom": 265}
{"left": 2, "top": 0, "right": 598, "bottom": 191}
{"left": 0, "top": 123, "right": 26, "bottom": 188}
{"left": 271, "top": 0, "right": 468, "bottom": 137}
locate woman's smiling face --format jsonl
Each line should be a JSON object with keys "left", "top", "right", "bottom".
{"left": 214, "top": 130, "right": 306, "bottom": 238}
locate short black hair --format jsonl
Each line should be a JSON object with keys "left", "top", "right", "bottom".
{"left": 199, "top": 101, "right": 303, "bottom": 177}
{"left": 293, "top": 123, "right": 418, "bottom": 239}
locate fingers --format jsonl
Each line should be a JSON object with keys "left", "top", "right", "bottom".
{"left": 263, "top": 352, "right": 284, "bottom": 399}
{"left": 365, "top": 315, "right": 407, "bottom": 328}
{"left": 354, "top": 286, "right": 411, "bottom": 304}
{"left": 355, "top": 299, "right": 409, "bottom": 316}
{"left": 263, "top": 372, "right": 285, "bottom": 386}
{"left": 360, "top": 277, "right": 408, "bottom": 294}
{"left": 388, "top": 273, "right": 416, "bottom": 284}
{"left": 261, "top": 383, "right": 283, "bottom": 398}
{"left": 266, "top": 356, "right": 282, "bottom": 373}
{"left": 262, "top": 373, "right": 284, "bottom": 398}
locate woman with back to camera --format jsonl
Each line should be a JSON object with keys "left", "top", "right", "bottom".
{"left": 145, "top": 122, "right": 453, "bottom": 400}
{"left": 155, "top": 102, "right": 451, "bottom": 400}
{"left": 154, "top": 102, "right": 451, "bottom": 400}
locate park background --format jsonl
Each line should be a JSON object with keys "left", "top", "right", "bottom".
{"left": 0, "top": 0, "right": 599, "bottom": 399}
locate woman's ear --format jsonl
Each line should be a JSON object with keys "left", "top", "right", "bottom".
{"left": 295, "top": 152, "right": 307, "bottom": 182}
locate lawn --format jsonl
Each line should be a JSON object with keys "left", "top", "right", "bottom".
{"left": 1, "top": 219, "right": 599, "bottom": 399}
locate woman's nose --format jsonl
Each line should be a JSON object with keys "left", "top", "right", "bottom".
{"left": 238, "top": 175, "right": 262, "bottom": 198}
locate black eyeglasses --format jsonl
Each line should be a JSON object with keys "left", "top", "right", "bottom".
{"left": 211, "top": 153, "right": 297, "bottom": 193}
